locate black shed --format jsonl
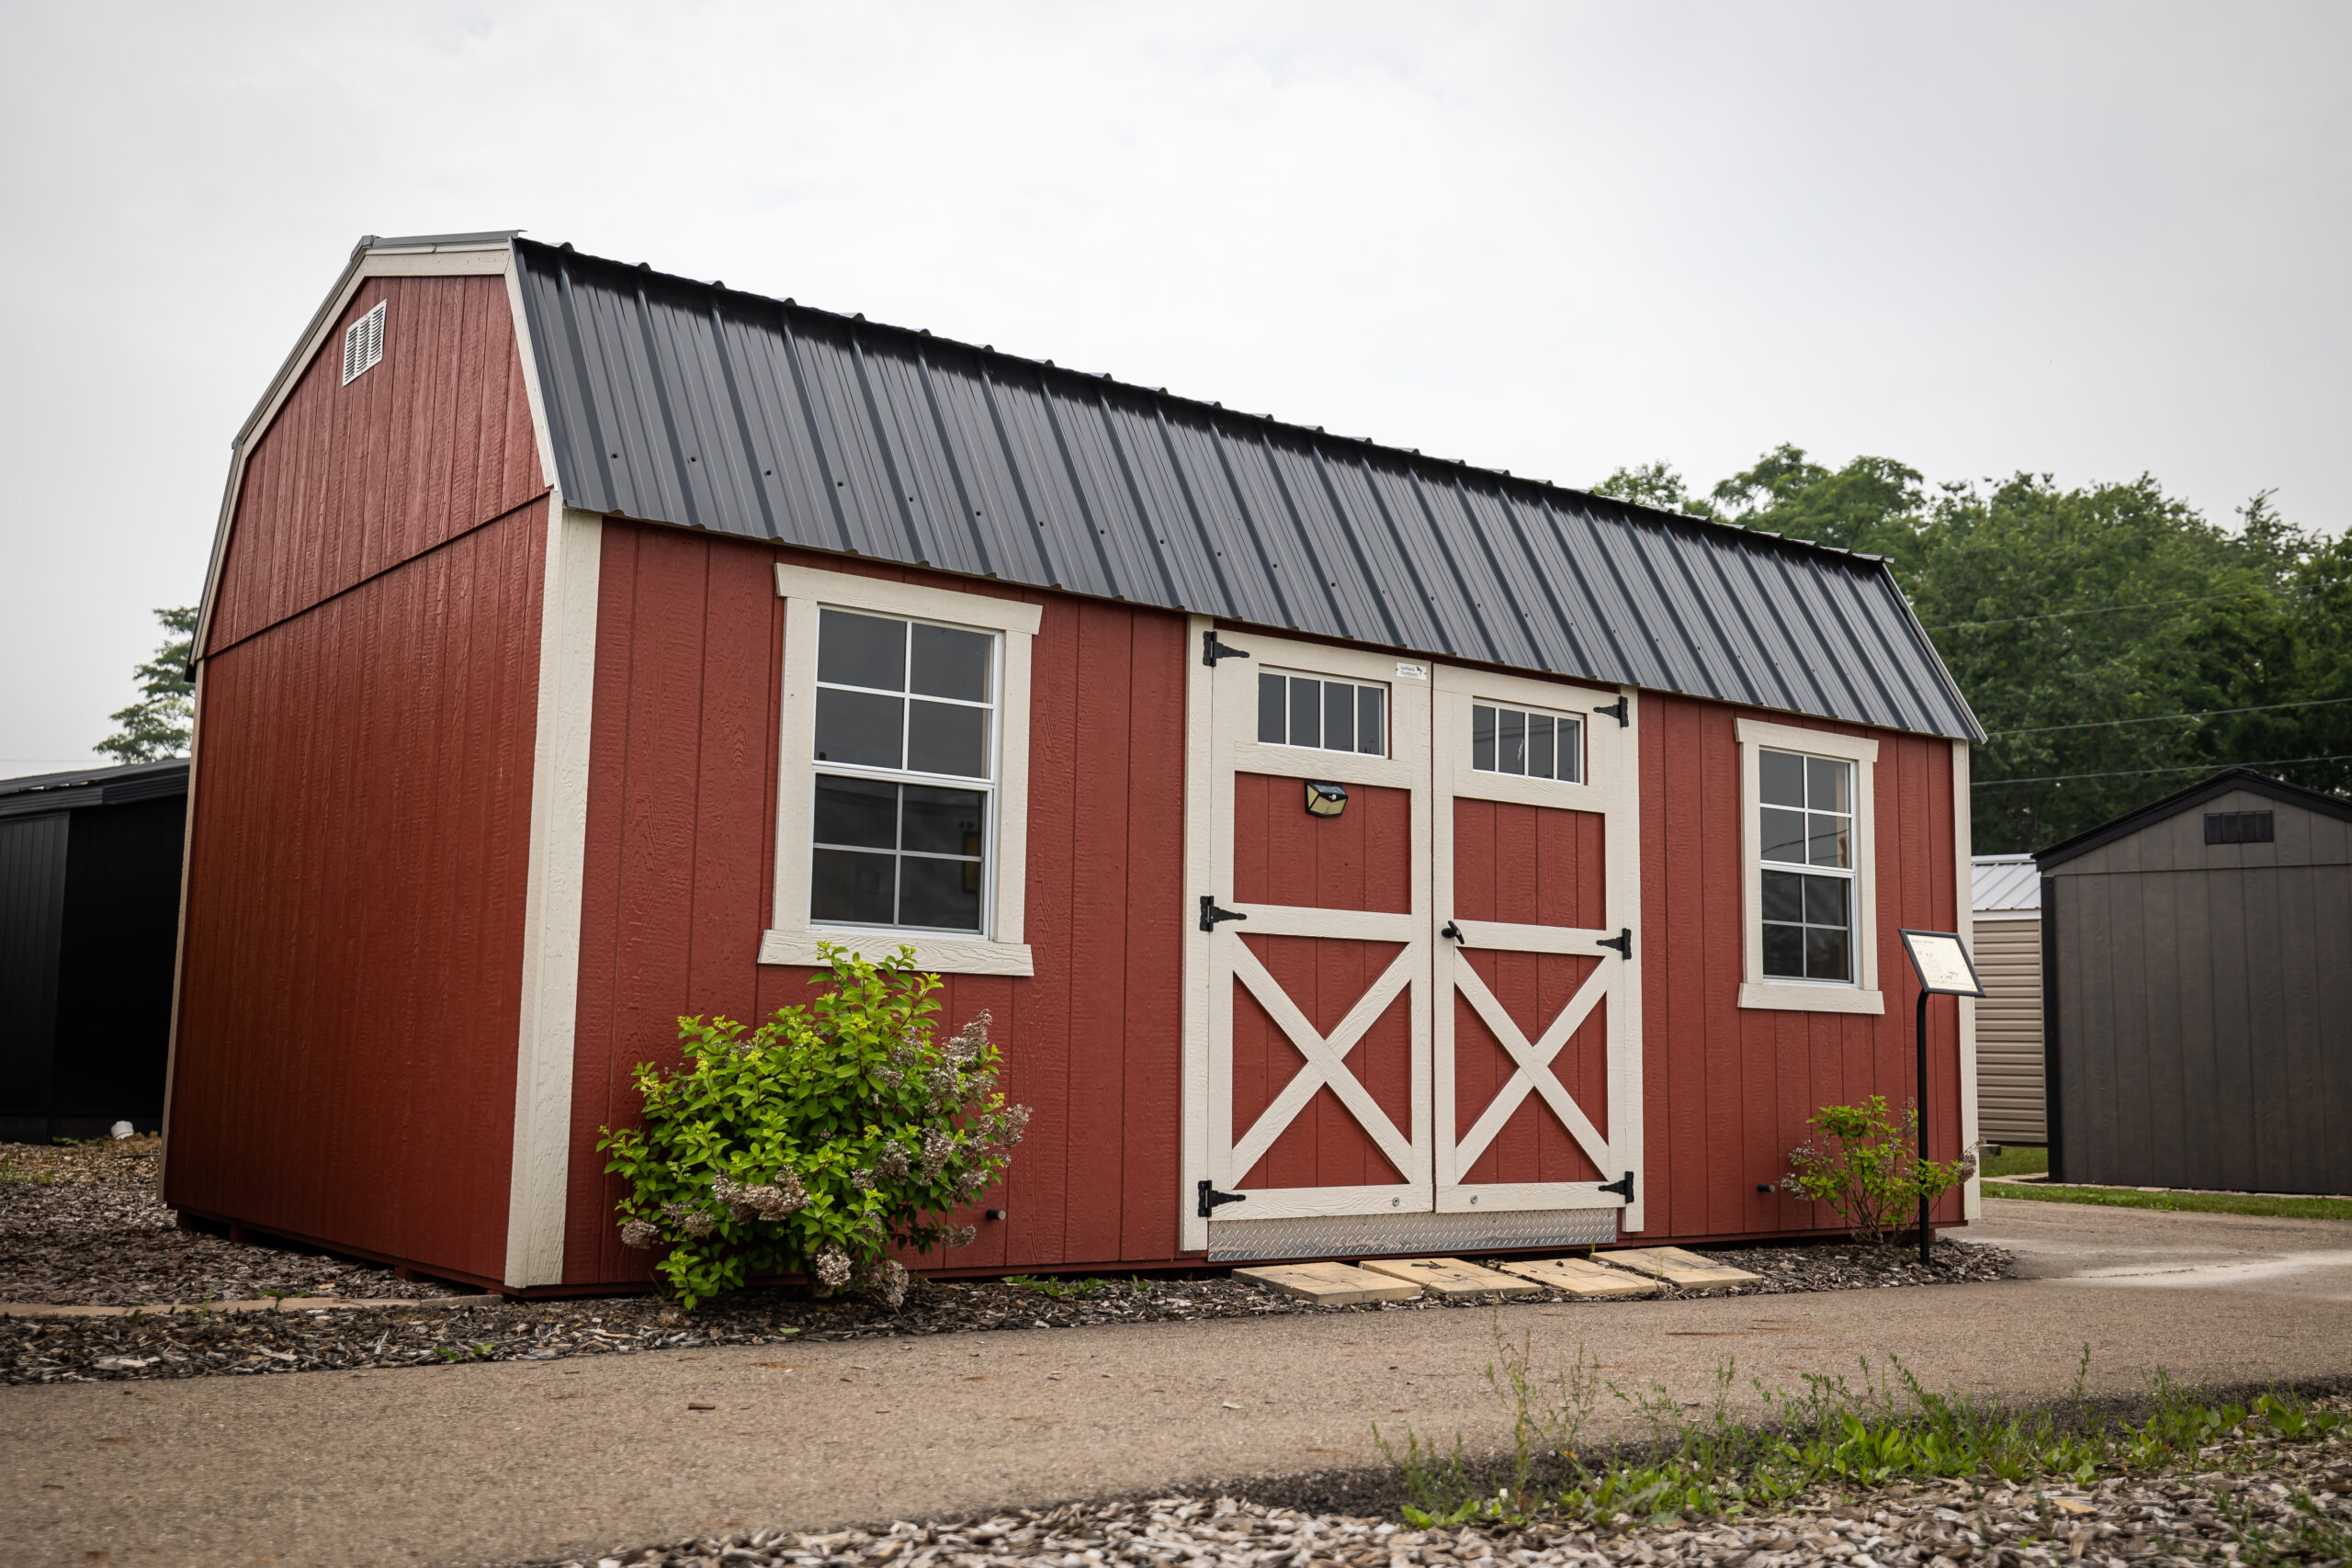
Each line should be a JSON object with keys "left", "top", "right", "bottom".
{"left": 2035, "top": 768, "right": 2352, "bottom": 1196}
{"left": 0, "top": 760, "right": 189, "bottom": 1142}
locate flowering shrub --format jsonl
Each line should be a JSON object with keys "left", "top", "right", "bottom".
{"left": 1781, "top": 1095, "right": 1975, "bottom": 1247}
{"left": 598, "top": 944, "right": 1028, "bottom": 1309}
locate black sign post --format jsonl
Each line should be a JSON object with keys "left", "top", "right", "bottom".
{"left": 1899, "top": 930, "right": 1986, "bottom": 1268}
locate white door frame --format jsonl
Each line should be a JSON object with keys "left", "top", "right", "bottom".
{"left": 1430, "top": 666, "right": 1645, "bottom": 1232}
{"left": 1192, "top": 627, "right": 1435, "bottom": 1228}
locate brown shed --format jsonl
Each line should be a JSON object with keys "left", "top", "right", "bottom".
{"left": 2036, "top": 768, "right": 2352, "bottom": 1195}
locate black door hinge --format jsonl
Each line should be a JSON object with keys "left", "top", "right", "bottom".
{"left": 1197, "top": 1179, "right": 1249, "bottom": 1218}
{"left": 1598, "top": 927, "right": 1633, "bottom": 960}
{"left": 1598, "top": 695, "right": 1630, "bottom": 728}
{"left": 1202, "top": 629, "right": 1252, "bottom": 667}
{"left": 1199, "top": 896, "right": 1249, "bottom": 933}
{"left": 1441, "top": 920, "right": 1465, "bottom": 944}
{"left": 1600, "top": 1170, "right": 1635, "bottom": 1203}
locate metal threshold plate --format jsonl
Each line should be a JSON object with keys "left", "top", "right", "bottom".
{"left": 1207, "top": 1207, "right": 1620, "bottom": 1263}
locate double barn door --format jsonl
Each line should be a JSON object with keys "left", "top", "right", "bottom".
{"left": 1188, "top": 628, "right": 1644, "bottom": 1255}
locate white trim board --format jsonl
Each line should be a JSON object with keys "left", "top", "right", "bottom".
{"left": 1953, "top": 738, "right": 1982, "bottom": 1222}
{"left": 504, "top": 502, "right": 601, "bottom": 1289}
{"left": 1733, "top": 716, "right": 1885, "bottom": 1015}
{"left": 763, "top": 564, "right": 1039, "bottom": 977}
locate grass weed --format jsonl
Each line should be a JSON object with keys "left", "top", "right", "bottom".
{"left": 1984, "top": 1180, "right": 2352, "bottom": 1222}
{"left": 1376, "top": 1323, "right": 2345, "bottom": 1531}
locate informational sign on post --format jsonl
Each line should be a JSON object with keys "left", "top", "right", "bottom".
{"left": 1900, "top": 930, "right": 1985, "bottom": 997}
{"left": 1897, "top": 930, "right": 1984, "bottom": 1266}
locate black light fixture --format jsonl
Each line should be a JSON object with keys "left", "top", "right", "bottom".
{"left": 1305, "top": 780, "right": 1349, "bottom": 818}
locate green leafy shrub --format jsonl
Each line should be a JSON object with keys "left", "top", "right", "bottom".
{"left": 597, "top": 944, "right": 1028, "bottom": 1309}
{"left": 1781, "top": 1094, "right": 1974, "bottom": 1247}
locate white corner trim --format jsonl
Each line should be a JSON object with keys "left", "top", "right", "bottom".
{"left": 155, "top": 662, "right": 205, "bottom": 1201}
{"left": 758, "top": 930, "right": 1034, "bottom": 976}
{"left": 1953, "top": 739, "right": 1982, "bottom": 1221}
{"left": 505, "top": 502, "right": 601, "bottom": 1290}
{"left": 763, "top": 563, "right": 1038, "bottom": 976}
{"left": 1734, "top": 716, "right": 1882, "bottom": 1013}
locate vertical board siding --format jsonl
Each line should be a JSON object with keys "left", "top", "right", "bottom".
{"left": 168, "top": 499, "right": 548, "bottom": 1283}
{"left": 2047, "top": 789, "right": 2352, "bottom": 1195}
{"left": 565, "top": 525, "right": 1189, "bottom": 1281}
{"left": 208, "top": 274, "right": 546, "bottom": 656}
{"left": 1638, "top": 695, "right": 1966, "bottom": 1243}
{"left": 0, "top": 815, "right": 72, "bottom": 1130}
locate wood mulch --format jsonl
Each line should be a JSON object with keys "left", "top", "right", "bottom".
{"left": 3, "top": 1138, "right": 2012, "bottom": 1386}
{"left": 532, "top": 1400, "right": 2352, "bottom": 1567}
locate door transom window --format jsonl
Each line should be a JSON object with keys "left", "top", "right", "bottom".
{"left": 1257, "top": 668, "right": 1387, "bottom": 756}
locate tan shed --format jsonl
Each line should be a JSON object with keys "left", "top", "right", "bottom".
{"left": 1971, "top": 853, "right": 2044, "bottom": 1145}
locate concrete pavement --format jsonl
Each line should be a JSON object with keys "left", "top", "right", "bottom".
{"left": 6, "top": 1200, "right": 2349, "bottom": 1568}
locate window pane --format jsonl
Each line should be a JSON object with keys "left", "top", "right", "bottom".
{"left": 1499, "top": 708, "right": 1526, "bottom": 774}
{"left": 1259, "top": 672, "right": 1286, "bottom": 745}
{"left": 1760, "top": 807, "right": 1807, "bottom": 864}
{"left": 1807, "top": 756, "right": 1849, "bottom": 813}
{"left": 908, "top": 700, "right": 988, "bottom": 777}
{"left": 1761, "top": 869, "right": 1804, "bottom": 923}
{"left": 1802, "top": 874, "right": 1849, "bottom": 927}
{"left": 910, "top": 623, "right": 990, "bottom": 702}
{"left": 1759, "top": 749, "right": 1805, "bottom": 808}
{"left": 815, "top": 689, "right": 904, "bottom": 767}
{"left": 1529, "top": 714, "right": 1555, "bottom": 779}
{"left": 901, "top": 785, "right": 985, "bottom": 856}
{"left": 1357, "top": 686, "right": 1385, "bottom": 755}
{"left": 1805, "top": 926, "right": 1851, "bottom": 982}
{"left": 1558, "top": 717, "right": 1583, "bottom": 783}
{"left": 1472, "top": 705, "right": 1497, "bottom": 772}
{"left": 811, "top": 848, "right": 896, "bottom": 924}
{"left": 1289, "top": 678, "right": 1322, "bottom": 750}
{"left": 818, "top": 610, "right": 905, "bottom": 691}
{"left": 1808, "top": 812, "right": 1850, "bottom": 868}
{"left": 899, "top": 855, "right": 982, "bottom": 931}
{"left": 1762, "top": 922, "right": 1804, "bottom": 978}
{"left": 1323, "top": 682, "right": 1355, "bottom": 752}
{"left": 813, "top": 775, "right": 897, "bottom": 848}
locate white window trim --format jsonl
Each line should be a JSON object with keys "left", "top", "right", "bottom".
{"left": 1735, "top": 716, "right": 1883, "bottom": 1014}
{"left": 761, "top": 564, "right": 1040, "bottom": 976}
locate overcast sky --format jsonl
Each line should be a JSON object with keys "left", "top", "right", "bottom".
{"left": 3, "top": 2, "right": 2345, "bottom": 777}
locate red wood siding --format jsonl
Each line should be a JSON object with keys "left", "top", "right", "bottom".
{"left": 1231, "top": 935, "right": 1415, "bottom": 1189}
{"left": 207, "top": 274, "right": 544, "bottom": 656}
{"left": 1637, "top": 694, "right": 1965, "bottom": 1244}
{"left": 564, "top": 523, "right": 1189, "bottom": 1283}
{"left": 167, "top": 499, "right": 548, "bottom": 1285}
{"left": 1453, "top": 802, "right": 1609, "bottom": 1186}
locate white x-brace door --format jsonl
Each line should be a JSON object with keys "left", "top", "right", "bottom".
{"left": 1431, "top": 667, "right": 1645, "bottom": 1232}
{"left": 1199, "top": 630, "right": 1434, "bottom": 1221}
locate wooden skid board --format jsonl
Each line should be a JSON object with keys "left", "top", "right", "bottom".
{"left": 1234, "top": 1261, "right": 1424, "bottom": 1305}
{"left": 1357, "top": 1257, "right": 1541, "bottom": 1298}
{"left": 1598, "top": 1246, "right": 1760, "bottom": 1287}
{"left": 1495, "top": 1257, "right": 1658, "bottom": 1296}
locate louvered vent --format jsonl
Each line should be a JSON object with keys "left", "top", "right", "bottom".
{"left": 342, "top": 300, "right": 386, "bottom": 385}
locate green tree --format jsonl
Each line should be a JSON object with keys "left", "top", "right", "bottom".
{"left": 1592, "top": 460, "right": 1715, "bottom": 518}
{"left": 95, "top": 606, "right": 198, "bottom": 764}
{"left": 1707, "top": 443, "right": 1926, "bottom": 559}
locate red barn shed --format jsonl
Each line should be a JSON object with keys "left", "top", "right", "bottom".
{"left": 164, "top": 231, "right": 1988, "bottom": 1293}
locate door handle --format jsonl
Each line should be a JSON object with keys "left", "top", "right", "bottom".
{"left": 1440, "top": 920, "right": 1465, "bottom": 945}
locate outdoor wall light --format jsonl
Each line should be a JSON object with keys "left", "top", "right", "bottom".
{"left": 1305, "top": 780, "right": 1349, "bottom": 818}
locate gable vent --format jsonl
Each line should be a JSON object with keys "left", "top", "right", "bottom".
{"left": 342, "top": 300, "right": 386, "bottom": 385}
{"left": 2204, "top": 809, "right": 2274, "bottom": 845}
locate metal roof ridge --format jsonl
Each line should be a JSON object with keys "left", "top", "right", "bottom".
{"left": 514, "top": 237, "right": 1899, "bottom": 581}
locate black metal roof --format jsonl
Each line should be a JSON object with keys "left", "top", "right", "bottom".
{"left": 2034, "top": 767, "right": 2352, "bottom": 868}
{"left": 511, "top": 239, "right": 1981, "bottom": 741}
{"left": 0, "top": 759, "right": 190, "bottom": 818}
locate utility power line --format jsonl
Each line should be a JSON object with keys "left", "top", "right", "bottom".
{"left": 1972, "top": 752, "right": 2352, "bottom": 787}
{"left": 1925, "top": 591, "right": 2267, "bottom": 633}
{"left": 1984, "top": 695, "right": 2352, "bottom": 739}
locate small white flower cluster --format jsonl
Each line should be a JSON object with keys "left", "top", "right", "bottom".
{"left": 872, "top": 1143, "right": 912, "bottom": 1183}
{"left": 814, "top": 1246, "right": 853, "bottom": 1290}
{"left": 856, "top": 1257, "right": 909, "bottom": 1309}
{"left": 921, "top": 1127, "right": 956, "bottom": 1179}
{"left": 618, "top": 1217, "right": 661, "bottom": 1250}
{"left": 714, "top": 1168, "right": 810, "bottom": 1222}
{"left": 944, "top": 1224, "right": 977, "bottom": 1248}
